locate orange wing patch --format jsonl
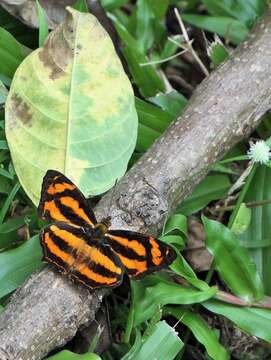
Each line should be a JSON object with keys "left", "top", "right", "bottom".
{"left": 38, "top": 170, "right": 97, "bottom": 227}
{"left": 40, "top": 222, "right": 123, "bottom": 289}
{"left": 106, "top": 230, "right": 176, "bottom": 278}
{"left": 38, "top": 170, "right": 176, "bottom": 290}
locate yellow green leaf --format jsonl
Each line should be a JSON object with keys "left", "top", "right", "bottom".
{"left": 5, "top": 8, "right": 137, "bottom": 205}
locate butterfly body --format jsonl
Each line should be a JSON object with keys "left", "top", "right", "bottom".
{"left": 38, "top": 170, "right": 176, "bottom": 290}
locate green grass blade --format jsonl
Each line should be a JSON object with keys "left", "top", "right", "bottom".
{"left": 132, "top": 276, "right": 217, "bottom": 326}
{"left": 36, "top": 0, "right": 49, "bottom": 47}
{"left": 0, "top": 235, "right": 42, "bottom": 298}
{"left": 73, "top": 0, "right": 89, "bottom": 12}
{"left": 165, "top": 307, "right": 229, "bottom": 360}
{"left": 239, "top": 165, "right": 271, "bottom": 295}
{"left": 0, "top": 182, "right": 20, "bottom": 224}
{"left": 133, "top": 321, "right": 183, "bottom": 360}
{"left": 203, "top": 216, "right": 264, "bottom": 302}
{"left": 204, "top": 300, "right": 271, "bottom": 344}
{"left": 177, "top": 174, "right": 231, "bottom": 215}
{"left": 46, "top": 350, "right": 101, "bottom": 360}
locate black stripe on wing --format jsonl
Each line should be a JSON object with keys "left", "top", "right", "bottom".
{"left": 38, "top": 170, "right": 97, "bottom": 227}
{"left": 40, "top": 222, "right": 123, "bottom": 289}
{"left": 105, "top": 229, "right": 176, "bottom": 278}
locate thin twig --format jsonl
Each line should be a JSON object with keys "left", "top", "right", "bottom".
{"left": 227, "top": 162, "right": 254, "bottom": 196}
{"left": 216, "top": 291, "right": 271, "bottom": 309}
{"left": 140, "top": 49, "right": 188, "bottom": 67}
{"left": 174, "top": 8, "right": 210, "bottom": 76}
{"left": 213, "top": 198, "right": 271, "bottom": 212}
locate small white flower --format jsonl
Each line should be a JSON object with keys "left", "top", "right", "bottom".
{"left": 248, "top": 140, "right": 271, "bottom": 164}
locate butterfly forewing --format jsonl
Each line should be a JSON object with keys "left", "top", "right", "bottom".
{"left": 40, "top": 222, "right": 123, "bottom": 289}
{"left": 38, "top": 170, "right": 97, "bottom": 227}
{"left": 105, "top": 230, "right": 176, "bottom": 279}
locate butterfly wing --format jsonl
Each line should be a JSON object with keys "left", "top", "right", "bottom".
{"left": 105, "top": 230, "right": 176, "bottom": 279}
{"left": 40, "top": 222, "right": 124, "bottom": 289}
{"left": 38, "top": 170, "right": 97, "bottom": 227}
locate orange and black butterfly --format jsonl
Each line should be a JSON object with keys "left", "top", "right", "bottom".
{"left": 38, "top": 170, "right": 176, "bottom": 290}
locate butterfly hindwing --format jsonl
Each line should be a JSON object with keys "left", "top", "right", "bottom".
{"left": 38, "top": 170, "right": 97, "bottom": 227}
{"left": 40, "top": 222, "right": 123, "bottom": 289}
{"left": 105, "top": 230, "right": 176, "bottom": 279}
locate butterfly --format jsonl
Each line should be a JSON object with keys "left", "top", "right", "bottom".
{"left": 38, "top": 170, "right": 176, "bottom": 290}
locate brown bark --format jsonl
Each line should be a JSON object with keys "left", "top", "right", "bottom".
{"left": 1, "top": 9, "right": 271, "bottom": 360}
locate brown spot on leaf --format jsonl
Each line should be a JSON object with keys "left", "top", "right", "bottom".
{"left": 39, "top": 39, "right": 65, "bottom": 80}
{"left": 11, "top": 94, "right": 33, "bottom": 127}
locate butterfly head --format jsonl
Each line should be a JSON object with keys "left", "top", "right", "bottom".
{"left": 93, "top": 216, "right": 111, "bottom": 234}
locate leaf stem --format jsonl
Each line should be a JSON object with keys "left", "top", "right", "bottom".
{"left": 212, "top": 197, "right": 271, "bottom": 212}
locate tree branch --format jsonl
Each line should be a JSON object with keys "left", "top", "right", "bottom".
{"left": 1, "top": 10, "right": 271, "bottom": 360}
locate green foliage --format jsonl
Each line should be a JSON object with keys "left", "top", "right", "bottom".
{"left": 207, "top": 38, "right": 230, "bottom": 67}
{"left": 165, "top": 307, "right": 229, "bottom": 360}
{"left": 177, "top": 174, "right": 231, "bottom": 215}
{"left": 0, "top": 1, "right": 270, "bottom": 359}
{"left": 47, "top": 350, "right": 101, "bottom": 360}
{"left": 203, "top": 216, "right": 264, "bottom": 302}
{"left": 73, "top": 0, "right": 89, "bottom": 12}
{"left": 204, "top": 300, "right": 271, "bottom": 343}
{"left": 0, "top": 235, "right": 42, "bottom": 299}
{"left": 36, "top": 0, "right": 48, "bottom": 46}
{"left": 123, "top": 321, "right": 183, "bottom": 360}
{"left": 231, "top": 203, "right": 251, "bottom": 235}
{"left": 183, "top": 0, "right": 267, "bottom": 44}
{"left": 0, "top": 27, "right": 28, "bottom": 79}
{"left": 132, "top": 276, "right": 217, "bottom": 326}
{"left": 239, "top": 166, "right": 271, "bottom": 295}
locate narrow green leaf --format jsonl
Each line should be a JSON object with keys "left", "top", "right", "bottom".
{"left": 182, "top": 14, "right": 248, "bottom": 44}
{"left": 0, "top": 213, "right": 36, "bottom": 248}
{"left": 110, "top": 14, "right": 165, "bottom": 97}
{"left": 0, "top": 167, "right": 13, "bottom": 179}
{"left": 159, "top": 34, "right": 183, "bottom": 60}
{"left": 203, "top": 216, "right": 264, "bottom": 302}
{"left": 132, "top": 321, "right": 183, "bottom": 360}
{"left": 204, "top": 300, "right": 271, "bottom": 344}
{"left": 0, "top": 140, "right": 8, "bottom": 150}
{"left": 160, "top": 235, "right": 185, "bottom": 247}
{"left": 36, "top": 0, "right": 49, "bottom": 47}
{"left": 73, "top": 0, "right": 89, "bottom": 12}
{"left": 170, "top": 246, "right": 210, "bottom": 291}
{"left": 0, "top": 176, "right": 11, "bottom": 194}
{"left": 178, "top": 174, "right": 231, "bottom": 215}
{"left": 239, "top": 165, "right": 271, "bottom": 295}
{"left": 203, "top": 0, "right": 267, "bottom": 27}
{"left": 47, "top": 350, "right": 101, "bottom": 360}
{"left": 147, "top": 0, "right": 169, "bottom": 21}
{"left": 121, "top": 328, "right": 142, "bottom": 360}
{"left": 136, "top": 123, "right": 160, "bottom": 152}
{"left": 162, "top": 214, "right": 187, "bottom": 238}
{"left": 133, "top": 276, "right": 217, "bottom": 325}
{"left": 0, "top": 182, "right": 20, "bottom": 224}
{"left": 101, "top": 0, "right": 129, "bottom": 11}
{"left": 136, "top": 0, "right": 155, "bottom": 52}
{"left": 149, "top": 90, "right": 187, "bottom": 118}
{"left": 135, "top": 97, "right": 172, "bottom": 132}
{"left": 165, "top": 307, "right": 229, "bottom": 360}
{"left": 208, "top": 39, "right": 229, "bottom": 67}
{"left": 0, "top": 27, "right": 28, "bottom": 78}
{"left": 0, "top": 235, "right": 43, "bottom": 298}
